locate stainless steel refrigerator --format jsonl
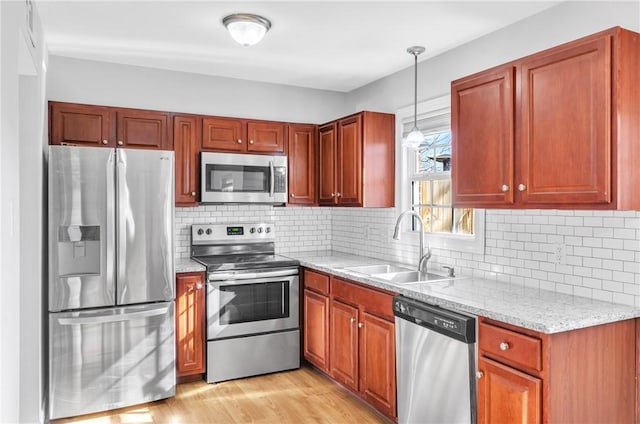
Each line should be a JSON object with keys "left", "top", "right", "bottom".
{"left": 48, "top": 145, "right": 175, "bottom": 420}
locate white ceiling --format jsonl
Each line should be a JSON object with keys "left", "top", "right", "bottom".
{"left": 37, "top": 1, "right": 560, "bottom": 92}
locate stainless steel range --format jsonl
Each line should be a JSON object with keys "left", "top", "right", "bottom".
{"left": 191, "top": 222, "right": 300, "bottom": 383}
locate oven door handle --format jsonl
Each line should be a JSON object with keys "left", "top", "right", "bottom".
{"left": 208, "top": 268, "right": 298, "bottom": 281}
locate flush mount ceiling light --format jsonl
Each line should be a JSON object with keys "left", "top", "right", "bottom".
{"left": 404, "top": 46, "right": 426, "bottom": 148}
{"left": 223, "top": 13, "right": 272, "bottom": 47}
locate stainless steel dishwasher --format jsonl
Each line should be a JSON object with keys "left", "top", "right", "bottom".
{"left": 393, "top": 295, "right": 477, "bottom": 424}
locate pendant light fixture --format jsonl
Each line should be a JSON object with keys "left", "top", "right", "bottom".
{"left": 223, "top": 13, "right": 272, "bottom": 47}
{"left": 404, "top": 46, "right": 426, "bottom": 148}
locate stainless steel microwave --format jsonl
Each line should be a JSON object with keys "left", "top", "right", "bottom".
{"left": 200, "top": 152, "right": 288, "bottom": 204}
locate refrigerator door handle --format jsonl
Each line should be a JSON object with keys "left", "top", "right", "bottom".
{"left": 56, "top": 305, "right": 170, "bottom": 325}
{"left": 105, "top": 150, "right": 116, "bottom": 300}
{"left": 116, "top": 149, "right": 127, "bottom": 300}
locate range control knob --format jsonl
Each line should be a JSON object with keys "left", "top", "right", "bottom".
{"left": 250, "top": 227, "right": 256, "bottom": 234}
{"left": 206, "top": 228, "right": 212, "bottom": 235}
{"left": 265, "top": 227, "right": 271, "bottom": 234}
{"left": 197, "top": 229, "right": 204, "bottom": 236}
{"left": 257, "top": 227, "right": 263, "bottom": 234}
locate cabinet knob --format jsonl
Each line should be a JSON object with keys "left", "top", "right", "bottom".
{"left": 330, "top": 192, "right": 335, "bottom": 197}
{"left": 290, "top": 193, "right": 295, "bottom": 198}
{"left": 102, "top": 140, "right": 109, "bottom": 145}
{"left": 476, "top": 371, "right": 484, "bottom": 379}
{"left": 117, "top": 140, "right": 124, "bottom": 146}
{"left": 249, "top": 139, "right": 254, "bottom": 145}
{"left": 191, "top": 192, "right": 196, "bottom": 197}
{"left": 350, "top": 317, "right": 356, "bottom": 324}
{"left": 237, "top": 139, "right": 242, "bottom": 144}
{"left": 358, "top": 322, "right": 364, "bottom": 329}
{"left": 501, "top": 184, "right": 509, "bottom": 192}
{"left": 518, "top": 184, "right": 527, "bottom": 192}
{"left": 196, "top": 283, "right": 203, "bottom": 290}
{"left": 499, "top": 342, "right": 510, "bottom": 351}
{"left": 337, "top": 192, "right": 341, "bottom": 197}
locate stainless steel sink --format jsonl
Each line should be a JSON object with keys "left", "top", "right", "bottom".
{"left": 372, "top": 270, "right": 449, "bottom": 284}
{"left": 343, "top": 264, "right": 413, "bottom": 275}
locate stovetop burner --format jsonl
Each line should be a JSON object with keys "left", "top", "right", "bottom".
{"left": 190, "top": 222, "right": 299, "bottom": 272}
{"left": 192, "top": 253, "right": 299, "bottom": 272}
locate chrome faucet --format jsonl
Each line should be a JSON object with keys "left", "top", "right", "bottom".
{"left": 393, "top": 210, "right": 431, "bottom": 273}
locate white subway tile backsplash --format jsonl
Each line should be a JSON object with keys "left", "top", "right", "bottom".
{"left": 174, "top": 205, "right": 640, "bottom": 306}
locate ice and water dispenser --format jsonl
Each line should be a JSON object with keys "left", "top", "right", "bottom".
{"left": 57, "top": 225, "right": 100, "bottom": 276}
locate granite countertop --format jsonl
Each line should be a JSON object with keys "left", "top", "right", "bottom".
{"left": 287, "top": 250, "right": 640, "bottom": 334}
{"left": 175, "top": 257, "right": 206, "bottom": 273}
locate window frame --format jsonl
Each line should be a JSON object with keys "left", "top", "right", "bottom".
{"left": 395, "top": 95, "right": 485, "bottom": 255}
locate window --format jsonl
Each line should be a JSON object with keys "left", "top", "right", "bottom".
{"left": 397, "top": 95, "right": 484, "bottom": 254}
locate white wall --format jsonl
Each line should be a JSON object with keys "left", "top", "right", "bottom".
{"left": 46, "top": 55, "right": 351, "bottom": 124}
{"left": 348, "top": 1, "right": 640, "bottom": 112}
{"left": 1, "top": 0, "right": 48, "bottom": 422}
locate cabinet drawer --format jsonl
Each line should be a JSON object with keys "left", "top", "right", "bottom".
{"left": 331, "top": 277, "right": 394, "bottom": 320}
{"left": 479, "top": 321, "right": 542, "bottom": 372}
{"left": 304, "top": 270, "right": 329, "bottom": 295}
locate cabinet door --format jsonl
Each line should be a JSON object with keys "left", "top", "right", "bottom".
{"left": 451, "top": 66, "right": 515, "bottom": 207}
{"left": 247, "top": 121, "right": 286, "bottom": 153}
{"left": 174, "top": 115, "right": 201, "bottom": 206}
{"left": 50, "top": 102, "right": 115, "bottom": 147}
{"left": 116, "top": 109, "right": 170, "bottom": 150}
{"left": 518, "top": 36, "right": 611, "bottom": 205}
{"left": 288, "top": 124, "right": 317, "bottom": 205}
{"left": 176, "top": 272, "right": 206, "bottom": 377}
{"left": 202, "top": 117, "right": 246, "bottom": 152}
{"left": 359, "top": 312, "right": 396, "bottom": 418}
{"left": 337, "top": 115, "right": 362, "bottom": 206}
{"left": 477, "top": 356, "right": 541, "bottom": 424}
{"left": 303, "top": 289, "right": 329, "bottom": 372}
{"left": 318, "top": 123, "right": 337, "bottom": 205}
{"left": 330, "top": 299, "right": 358, "bottom": 391}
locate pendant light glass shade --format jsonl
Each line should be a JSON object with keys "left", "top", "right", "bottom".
{"left": 404, "top": 46, "right": 426, "bottom": 148}
{"left": 223, "top": 14, "right": 271, "bottom": 47}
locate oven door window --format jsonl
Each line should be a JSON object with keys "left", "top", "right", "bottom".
{"left": 205, "top": 164, "right": 269, "bottom": 193}
{"left": 219, "top": 281, "right": 289, "bottom": 324}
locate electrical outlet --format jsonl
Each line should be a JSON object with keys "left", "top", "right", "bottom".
{"left": 552, "top": 243, "right": 566, "bottom": 265}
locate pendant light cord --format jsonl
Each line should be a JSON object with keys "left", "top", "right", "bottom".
{"left": 413, "top": 51, "right": 418, "bottom": 129}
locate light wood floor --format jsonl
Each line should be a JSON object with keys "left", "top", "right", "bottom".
{"left": 52, "top": 366, "right": 389, "bottom": 424}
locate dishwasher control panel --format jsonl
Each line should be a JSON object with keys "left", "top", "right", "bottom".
{"left": 393, "top": 296, "right": 475, "bottom": 343}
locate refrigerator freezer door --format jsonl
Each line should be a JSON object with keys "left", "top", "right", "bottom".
{"left": 116, "top": 149, "right": 174, "bottom": 305}
{"left": 49, "top": 302, "right": 176, "bottom": 420}
{"left": 48, "top": 146, "right": 116, "bottom": 311}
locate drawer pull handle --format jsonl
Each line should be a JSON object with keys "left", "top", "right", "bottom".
{"left": 476, "top": 371, "right": 484, "bottom": 379}
{"left": 499, "top": 342, "right": 510, "bottom": 351}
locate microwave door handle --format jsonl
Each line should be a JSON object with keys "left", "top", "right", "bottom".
{"left": 269, "top": 160, "right": 275, "bottom": 197}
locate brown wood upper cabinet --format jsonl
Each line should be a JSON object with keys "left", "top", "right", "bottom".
{"left": 452, "top": 27, "right": 640, "bottom": 209}
{"left": 287, "top": 124, "right": 317, "bottom": 205}
{"left": 318, "top": 111, "right": 395, "bottom": 207}
{"left": 202, "top": 116, "right": 286, "bottom": 154}
{"left": 174, "top": 115, "right": 201, "bottom": 206}
{"left": 49, "top": 101, "right": 171, "bottom": 150}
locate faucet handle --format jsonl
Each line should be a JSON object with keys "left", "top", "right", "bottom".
{"left": 442, "top": 266, "right": 455, "bottom": 277}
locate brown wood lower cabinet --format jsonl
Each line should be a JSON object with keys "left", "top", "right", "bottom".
{"left": 302, "top": 268, "right": 397, "bottom": 420}
{"left": 176, "top": 272, "right": 206, "bottom": 378}
{"left": 477, "top": 356, "right": 541, "bottom": 423}
{"left": 477, "top": 317, "right": 636, "bottom": 423}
